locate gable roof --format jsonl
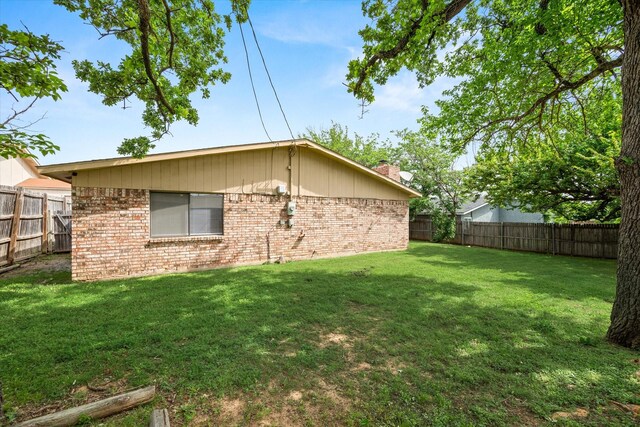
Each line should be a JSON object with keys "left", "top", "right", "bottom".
{"left": 17, "top": 177, "right": 71, "bottom": 190}
{"left": 38, "top": 138, "right": 421, "bottom": 198}
{"left": 456, "top": 194, "right": 490, "bottom": 215}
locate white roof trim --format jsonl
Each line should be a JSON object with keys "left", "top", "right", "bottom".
{"left": 461, "top": 203, "right": 490, "bottom": 215}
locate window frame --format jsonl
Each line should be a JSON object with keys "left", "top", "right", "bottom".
{"left": 149, "top": 191, "right": 224, "bottom": 238}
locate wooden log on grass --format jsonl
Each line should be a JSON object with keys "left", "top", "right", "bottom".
{"left": 0, "top": 264, "right": 20, "bottom": 275}
{"left": 14, "top": 386, "right": 155, "bottom": 427}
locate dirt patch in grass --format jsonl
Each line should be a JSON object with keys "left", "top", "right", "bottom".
{"left": 318, "top": 332, "right": 352, "bottom": 348}
{"left": 501, "top": 397, "right": 541, "bottom": 426}
{"left": 385, "top": 358, "right": 407, "bottom": 375}
{"left": 287, "top": 391, "right": 303, "bottom": 401}
{"left": 352, "top": 362, "right": 372, "bottom": 372}
{"left": 189, "top": 376, "right": 353, "bottom": 426}
{"left": 609, "top": 401, "right": 640, "bottom": 417}
{"left": 1, "top": 254, "right": 70, "bottom": 280}
{"left": 315, "top": 378, "right": 350, "bottom": 408}
{"left": 551, "top": 408, "right": 589, "bottom": 420}
{"left": 219, "top": 397, "right": 246, "bottom": 420}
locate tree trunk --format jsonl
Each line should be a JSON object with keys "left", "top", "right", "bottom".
{"left": 607, "top": 0, "right": 640, "bottom": 349}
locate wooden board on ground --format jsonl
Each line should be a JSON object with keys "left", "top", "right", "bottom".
{"left": 149, "top": 408, "right": 171, "bottom": 427}
{"left": 14, "top": 386, "right": 155, "bottom": 427}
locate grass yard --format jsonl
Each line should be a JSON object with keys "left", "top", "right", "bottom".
{"left": 0, "top": 242, "right": 638, "bottom": 426}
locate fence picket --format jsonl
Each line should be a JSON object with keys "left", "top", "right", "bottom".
{"left": 410, "top": 216, "right": 618, "bottom": 259}
{"left": 0, "top": 185, "right": 71, "bottom": 266}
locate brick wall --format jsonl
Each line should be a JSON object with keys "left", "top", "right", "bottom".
{"left": 72, "top": 187, "right": 409, "bottom": 281}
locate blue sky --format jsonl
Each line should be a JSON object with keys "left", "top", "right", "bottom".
{"left": 1, "top": 0, "right": 455, "bottom": 165}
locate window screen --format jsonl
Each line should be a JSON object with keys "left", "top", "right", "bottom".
{"left": 189, "top": 194, "right": 223, "bottom": 235}
{"left": 150, "top": 192, "right": 188, "bottom": 237}
{"left": 150, "top": 192, "right": 223, "bottom": 237}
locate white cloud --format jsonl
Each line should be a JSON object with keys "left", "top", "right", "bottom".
{"left": 373, "top": 73, "right": 426, "bottom": 113}
{"left": 259, "top": 21, "right": 342, "bottom": 46}
{"left": 255, "top": 5, "right": 364, "bottom": 48}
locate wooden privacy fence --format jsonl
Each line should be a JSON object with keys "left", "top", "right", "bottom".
{"left": 52, "top": 211, "right": 72, "bottom": 252}
{"left": 410, "top": 215, "right": 619, "bottom": 259}
{"left": 0, "top": 185, "right": 72, "bottom": 267}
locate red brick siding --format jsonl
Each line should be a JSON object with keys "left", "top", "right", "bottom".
{"left": 71, "top": 187, "right": 409, "bottom": 281}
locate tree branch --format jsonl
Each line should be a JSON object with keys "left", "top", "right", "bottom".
{"left": 161, "top": 0, "right": 175, "bottom": 70}
{"left": 465, "top": 54, "right": 623, "bottom": 145}
{"left": 137, "top": 0, "right": 175, "bottom": 115}
{"left": 1, "top": 93, "right": 41, "bottom": 127}
{"left": 352, "top": 0, "right": 471, "bottom": 96}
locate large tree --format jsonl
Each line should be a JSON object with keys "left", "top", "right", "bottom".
{"left": 1, "top": 0, "right": 249, "bottom": 159}
{"left": 347, "top": 0, "right": 638, "bottom": 348}
{"left": 395, "top": 129, "right": 469, "bottom": 241}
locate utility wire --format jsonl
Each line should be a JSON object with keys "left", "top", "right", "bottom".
{"left": 246, "top": 13, "right": 296, "bottom": 141}
{"left": 238, "top": 20, "right": 272, "bottom": 142}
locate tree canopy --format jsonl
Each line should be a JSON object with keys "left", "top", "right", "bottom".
{"left": 1, "top": 0, "right": 250, "bottom": 159}
{"left": 302, "top": 122, "right": 393, "bottom": 168}
{"left": 348, "top": 0, "right": 622, "bottom": 156}
{"left": 467, "top": 84, "right": 621, "bottom": 222}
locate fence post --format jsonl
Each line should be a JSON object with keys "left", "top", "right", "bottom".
{"left": 570, "top": 226, "right": 575, "bottom": 256}
{"left": 501, "top": 222, "right": 505, "bottom": 250}
{"left": 7, "top": 189, "right": 24, "bottom": 265}
{"left": 41, "top": 193, "right": 48, "bottom": 254}
{"left": 551, "top": 223, "right": 556, "bottom": 255}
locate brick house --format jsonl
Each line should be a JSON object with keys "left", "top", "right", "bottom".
{"left": 39, "top": 139, "right": 420, "bottom": 281}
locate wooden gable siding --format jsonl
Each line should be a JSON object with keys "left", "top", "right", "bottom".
{"left": 73, "top": 146, "right": 408, "bottom": 200}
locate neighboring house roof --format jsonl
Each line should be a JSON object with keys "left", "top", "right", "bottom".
{"left": 17, "top": 177, "right": 71, "bottom": 190}
{"left": 457, "top": 194, "right": 490, "bottom": 215}
{"left": 38, "top": 138, "right": 422, "bottom": 198}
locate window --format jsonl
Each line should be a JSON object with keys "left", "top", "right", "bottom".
{"left": 150, "top": 192, "right": 223, "bottom": 237}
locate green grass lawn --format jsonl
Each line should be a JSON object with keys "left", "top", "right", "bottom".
{"left": 1, "top": 242, "right": 638, "bottom": 426}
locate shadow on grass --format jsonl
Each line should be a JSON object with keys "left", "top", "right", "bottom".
{"left": 0, "top": 247, "right": 636, "bottom": 426}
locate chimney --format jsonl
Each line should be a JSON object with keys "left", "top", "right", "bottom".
{"left": 372, "top": 160, "right": 401, "bottom": 182}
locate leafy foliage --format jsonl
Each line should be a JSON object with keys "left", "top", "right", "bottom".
{"left": 346, "top": 0, "right": 622, "bottom": 223}
{"left": 467, "top": 87, "right": 622, "bottom": 222}
{"left": 348, "top": 0, "right": 622, "bottom": 156}
{"left": 55, "top": 0, "right": 249, "bottom": 157}
{"left": 396, "top": 129, "right": 469, "bottom": 240}
{"left": 301, "top": 121, "right": 393, "bottom": 168}
{"left": 0, "top": 24, "right": 67, "bottom": 158}
{"left": 346, "top": 0, "right": 627, "bottom": 219}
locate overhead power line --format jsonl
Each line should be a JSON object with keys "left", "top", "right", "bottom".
{"left": 238, "top": 19, "right": 272, "bottom": 142}
{"left": 246, "top": 14, "right": 295, "bottom": 141}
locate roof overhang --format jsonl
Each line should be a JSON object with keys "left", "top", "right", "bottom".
{"left": 459, "top": 203, "right": 490, "bottom": 215}
{"left": 38, "top": 138, "right": 422, "bottom": 198}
